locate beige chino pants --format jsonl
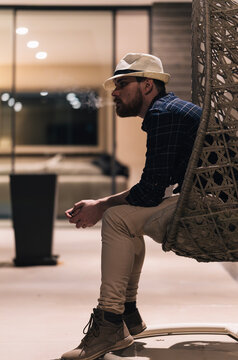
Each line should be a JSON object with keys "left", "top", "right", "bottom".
{"left": 98, "top": 195, "right": 178, "bottom": 314}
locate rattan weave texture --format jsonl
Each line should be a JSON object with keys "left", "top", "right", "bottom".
{"left": 163, "top": 0, "right": 238, "bottom": 262}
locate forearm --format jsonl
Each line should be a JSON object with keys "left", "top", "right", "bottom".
{"left": 66, "top": 190, "right": 130, "bottom": 229}
{"left": 99, "top": 189, "right": 130, "bottom": 211}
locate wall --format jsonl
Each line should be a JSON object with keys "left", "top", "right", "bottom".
{"left": 0, "top": 64, "right": 111, "bottom": 91}
{"left": 152, "top": 3, "right": 192, "bottom": 101}
{"left": 115, "top": 10, "right": 149, "bottom": 188}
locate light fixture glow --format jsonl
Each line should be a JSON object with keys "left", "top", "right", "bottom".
{"left": 66, "top": 93, "right": 76, "bottom": 102}
{"left": 35, "top": 51, "right": 47, "bottom": 60}
{"left": 1, "top": 93, "right": 10, "bottom": 102}
{"left": 27, "top": 40, "right": 39, "bottom": 49}
{"left": 14, "top": 102, "right": 22, "bottom": 112}
{"left": 71, "top": 99, "right": 81, "bottom": 106}
{"left": 8, "top": 98, "right": 15, "bottom": 107}
{"left": 72, "top": 103, "right": 81, "bottom": 109}
{"left": 16, "top": 27, "right": 28, "bottom": 35}
{"left": 40, "top": 91, "right": 48, "bottom": 96}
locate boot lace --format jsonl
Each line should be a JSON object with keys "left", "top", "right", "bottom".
{"left": 81, "top": 311, "right": 100, "bottom": 347}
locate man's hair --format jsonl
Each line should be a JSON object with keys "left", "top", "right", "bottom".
{"left": 136, "top": 77, "right": 166, "bottom": 97}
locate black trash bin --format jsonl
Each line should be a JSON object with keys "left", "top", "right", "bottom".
{"left": 10, "top": 173, "right": 58, "bottom": 266}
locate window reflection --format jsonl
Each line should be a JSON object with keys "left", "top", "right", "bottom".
{"left": 6, "top": 90, "right": 99, "bottom": 146}
{"left": 0, "top": 10, "right": 14, "bottom": 153}
{"left": 14, "top": 10, "right": 112, "bottom": 153}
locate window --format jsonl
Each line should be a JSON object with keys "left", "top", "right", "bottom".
{"left": 0, "top": 10, "right": 113, "bottom": 154}
{"left": 0, "top": 9, "right": 14, "bottom": 154}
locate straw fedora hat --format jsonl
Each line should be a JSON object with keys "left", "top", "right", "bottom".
{"left": 103, "top": 53, "right": 170, "bottom": 90}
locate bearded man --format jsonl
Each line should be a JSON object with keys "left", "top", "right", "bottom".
{"left": 60, "top": 53, "right": 202, "bottom": 360}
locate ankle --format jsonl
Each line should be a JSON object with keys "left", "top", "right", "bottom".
{"left": 124, "top": 301, "right": 137, "bottom": 315}
{"left": 104, "top": 310, "right": 123, "bottom": 325}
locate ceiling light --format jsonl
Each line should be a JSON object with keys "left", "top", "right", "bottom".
{"left": 40, "top": 92, "right": 48, "bottom": 96}
{"left": 71, "top": 99, "right": 81, "bottom": 106}
{"left": 14, "top": 102, "right": 22, "bottom": 112}
{"left": 8, "top": 98, "right": 15, "bottom": 107}
{"left": 1, "top": 93, "right": 10, "bottom": 102}
{"left": 66, "top": 93, "right": 76, "bottom": 102}
{"left": 16, "top": 27, "right": 28, "bottom": 35}
{"left": 27, "top": 41, "right": 39, "bottom": 49}
{"left": 72, "top": 103, "right": 81, "bottom": 109}
{"left": 35, "top": 51, "right": 47, "bottom": 60}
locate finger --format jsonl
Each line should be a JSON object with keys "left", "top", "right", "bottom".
{"left": 65, "top": 208, "right": 73, "bottom": 218}
{"left": 70, "top": 207, "right": 83, "bottom": 218}
{"left": 69, "top": 216, "right": 79, "bottom": 224}
{"left": 65, "top": 203, "right": 82, "bottom": 219}
{"left": 65, "top": 212, "right": 73, "bottom": 219}
{"left": 72, "top": 202, "right": 84, "bottom": 213}
{"left": 76, "top": 218, "right": 87, "bottom": 229}
{"left": 76, "top": 221, "right": 83, "bottom": 228}
{"left": 69, "top": 208, "right": 82, "bottom": 221}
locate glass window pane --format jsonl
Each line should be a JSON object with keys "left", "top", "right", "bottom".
{"left": 15, "top": 10, "right": 113, "bottom": 154}
{"left": 0, "top": 10, "right": 14, "bottom": 218}
{"left": 0, "top": 10, "right": 14, "bottom": 155}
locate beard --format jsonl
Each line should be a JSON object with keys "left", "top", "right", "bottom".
{"left": 114, "top": 87, "right": 143, "bottom": 117}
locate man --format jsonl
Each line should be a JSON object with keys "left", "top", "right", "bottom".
{"left": 61, "top": 53, "right": 202, "bottom": 360}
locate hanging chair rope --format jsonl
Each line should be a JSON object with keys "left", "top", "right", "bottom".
{"left": 163, "top": 0, "right": 238, "bottom": 262}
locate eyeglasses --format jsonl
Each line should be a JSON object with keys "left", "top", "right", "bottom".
{"left": 113, "top": 77, "right": 138, "bottom": 91}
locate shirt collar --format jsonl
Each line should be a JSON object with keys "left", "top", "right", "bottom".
{"left": 142, "top": 92, "right": 175, "bottom": 131}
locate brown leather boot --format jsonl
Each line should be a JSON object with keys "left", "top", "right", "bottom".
{"left": 123, "top": 308, "right": 147, "bottom": 336}
{"left": 61, "top": 308, "right": 134, "bottom": 360}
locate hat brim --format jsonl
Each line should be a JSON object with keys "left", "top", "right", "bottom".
{"left": 103, "top": 71, "right": 170, "bottom": 90}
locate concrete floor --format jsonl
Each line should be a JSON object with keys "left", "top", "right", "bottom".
{"left": 1, "top": 220, "right": 238, "bottom": 360}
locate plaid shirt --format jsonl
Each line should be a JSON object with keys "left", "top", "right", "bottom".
{"left": 126, "top": 92, "right": 202, "bottom": 207}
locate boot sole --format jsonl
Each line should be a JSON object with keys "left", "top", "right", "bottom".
{"left": 129, "top": 323, "right": 147, "bottom": 336}
{"left": 61, "top": 335, "right": 134, "bottom": 360}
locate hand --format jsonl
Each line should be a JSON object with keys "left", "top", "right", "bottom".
{"left": 65, "top": 199, "right": 104, "bottom": 229}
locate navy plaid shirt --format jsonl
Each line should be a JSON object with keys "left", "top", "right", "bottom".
{"left": 126, "top": 92, "right": 202, "bottom": 207}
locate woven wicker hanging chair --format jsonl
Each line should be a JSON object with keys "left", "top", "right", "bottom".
{"left": 104, "top": 4, "right": 238, "bottom": 354}
{"left": 163, "top": 0, "right": 238, "bottom": 262}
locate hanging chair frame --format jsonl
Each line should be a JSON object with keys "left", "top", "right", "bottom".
{"left": 134, "top": 323, "right": 238, "bottom": 342}
{"left": 163, "top": 0, "right": 238, "bottom": 262}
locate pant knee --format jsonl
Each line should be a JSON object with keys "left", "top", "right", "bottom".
{"left": 102, "top": 206, "right": 130, "bottom": 234}
{"left": 102, "top": 206, "right": 145, "bottom": 256}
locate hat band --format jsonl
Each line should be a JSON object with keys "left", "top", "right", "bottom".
{"left": 114, "top": 69, "right": 141, "bottom": 76}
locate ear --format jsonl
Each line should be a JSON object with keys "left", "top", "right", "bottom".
{"left": 142, "top": 79, "right": 154, "bottom": 95}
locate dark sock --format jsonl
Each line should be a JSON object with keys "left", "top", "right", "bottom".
{"left": 104, "top": 310, "right": 123, "bottom": 324}
{"left": 124, "top": 301, "right": 137, "bottom": 315}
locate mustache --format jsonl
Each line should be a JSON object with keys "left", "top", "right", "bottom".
{"left": 113, "top": 97, "right": 122, "bottom": 104}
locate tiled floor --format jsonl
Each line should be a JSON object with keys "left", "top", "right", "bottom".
{"left": 1, "top": 220, "right": 238, "bottom": 360}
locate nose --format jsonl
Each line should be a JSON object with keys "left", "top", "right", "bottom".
{"left": 111, "top": 87, "right": 119, "bottom": 97}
